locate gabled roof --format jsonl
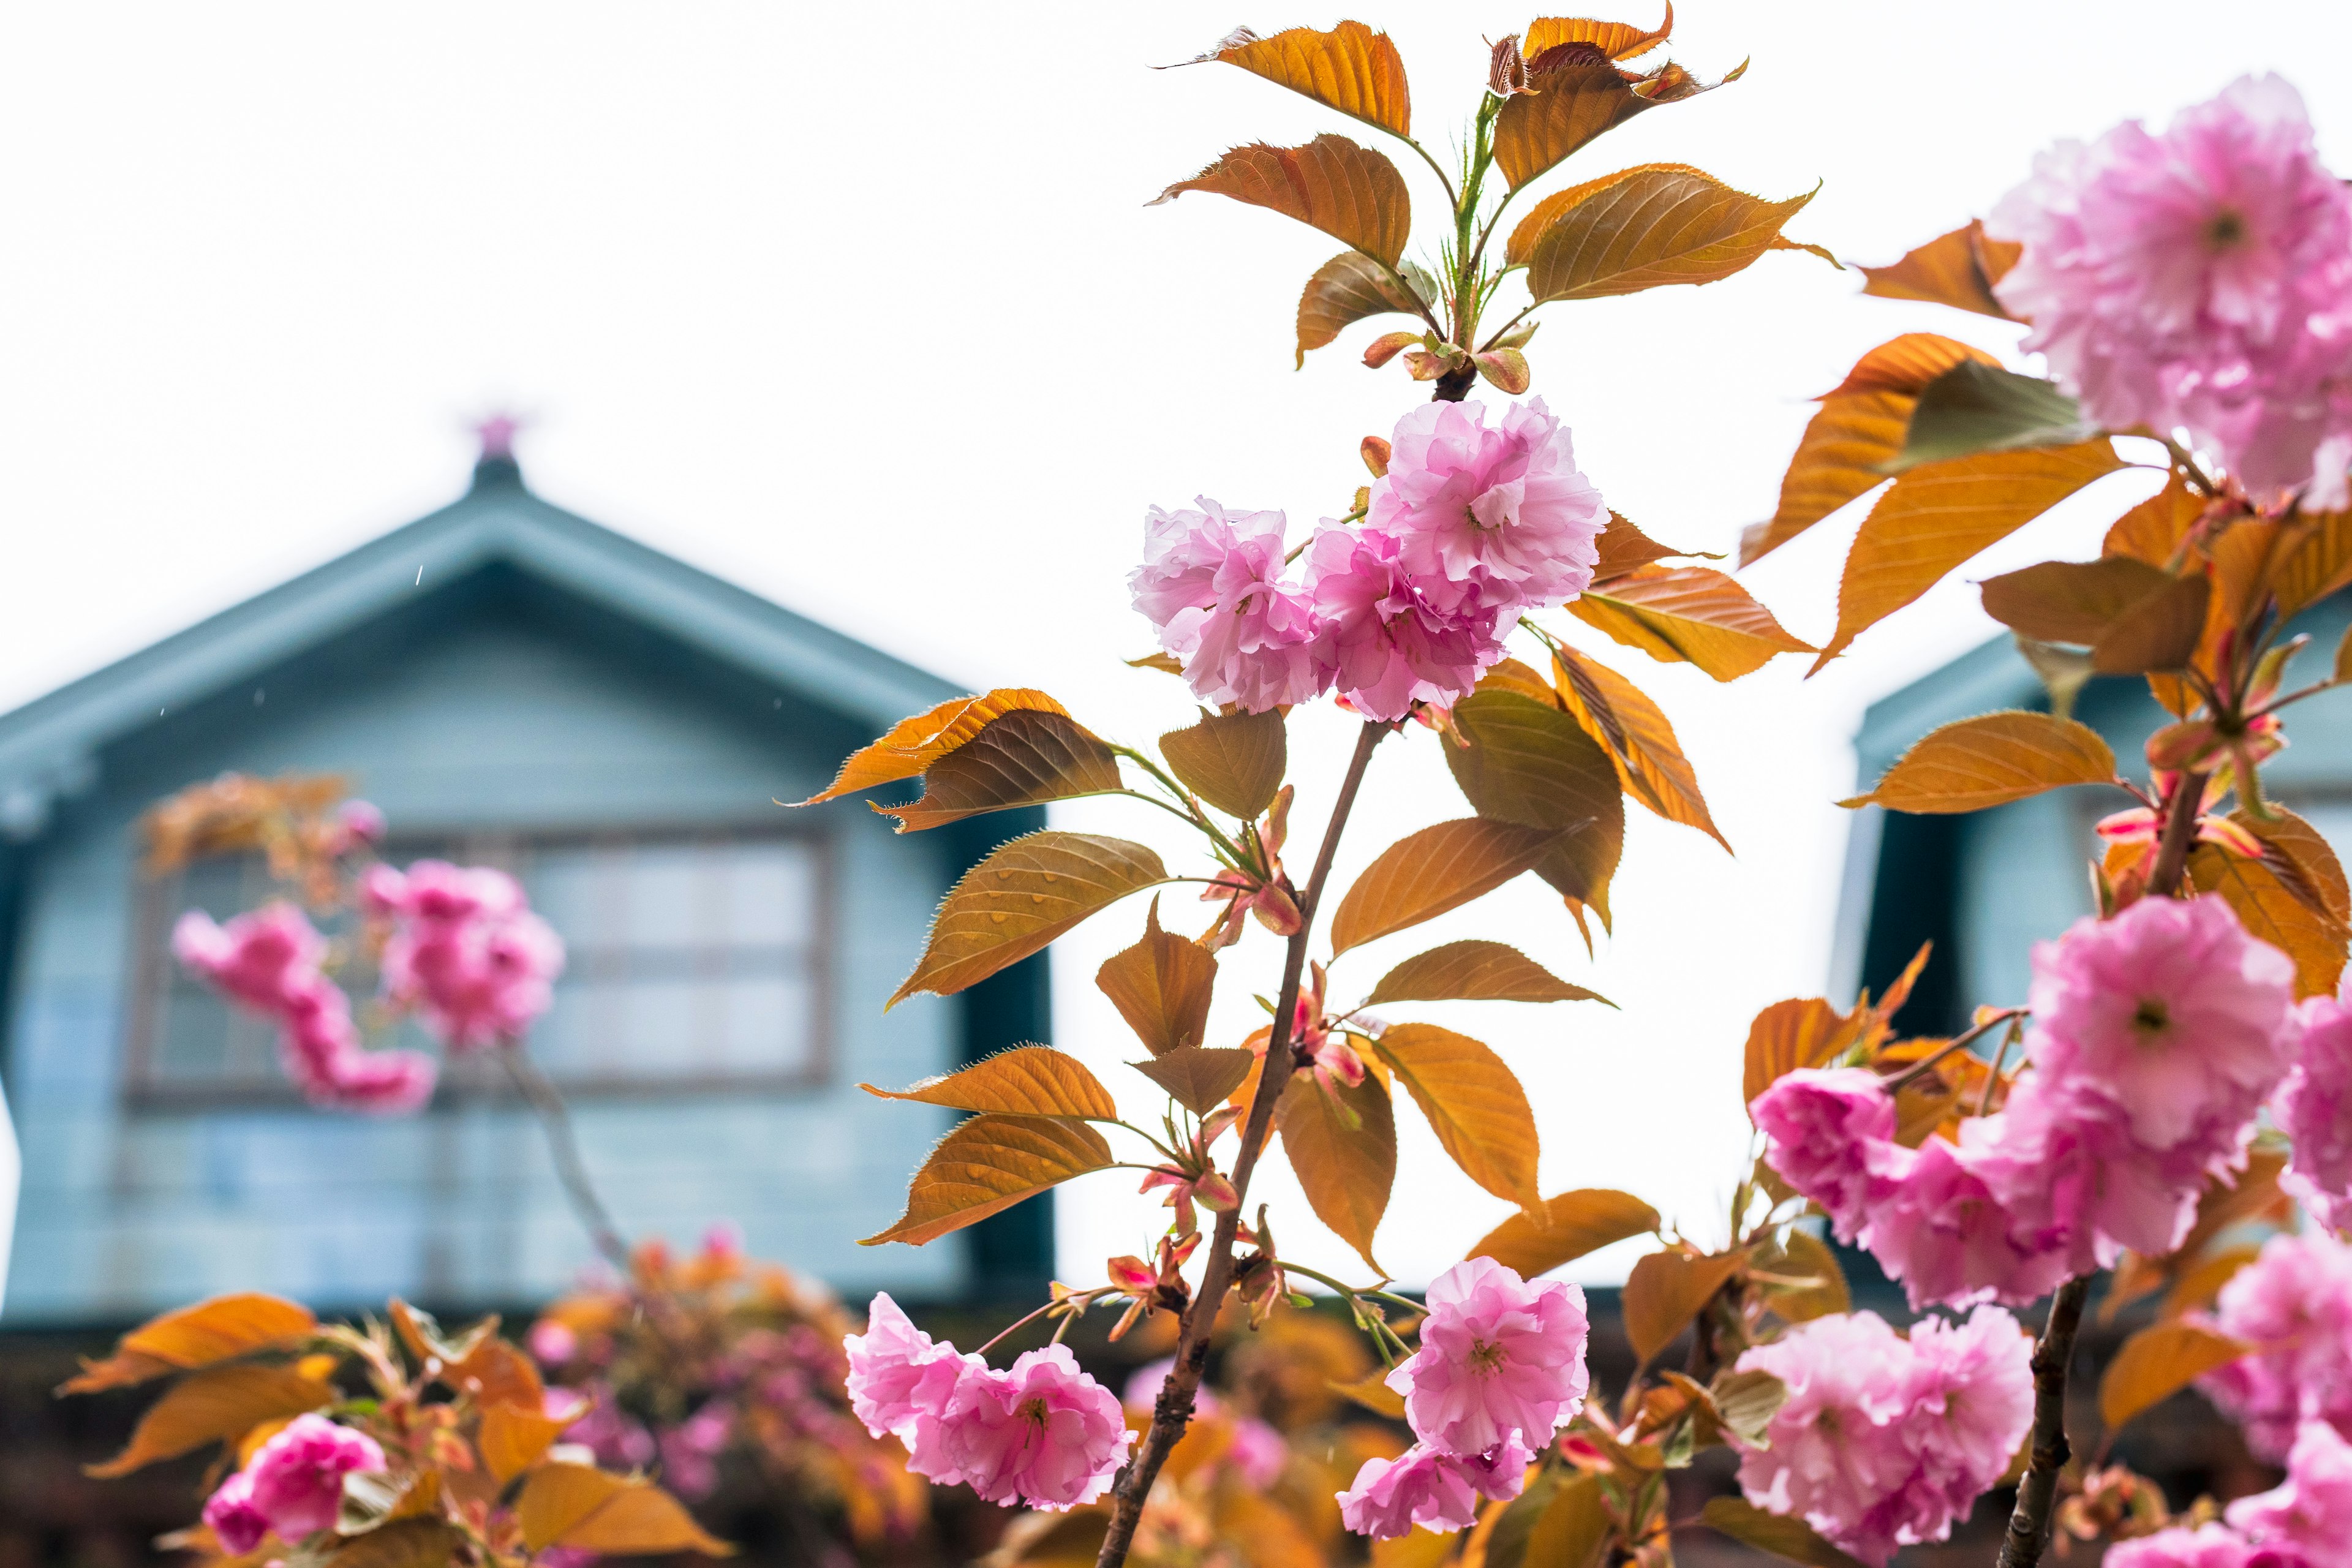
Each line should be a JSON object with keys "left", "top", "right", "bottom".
{"left": 0, "top": 455, "right": 959, "bottom": 835}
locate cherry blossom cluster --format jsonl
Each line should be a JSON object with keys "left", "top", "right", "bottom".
{"left": 360, "top": 861, "right": 565, "bottom": 1050}
{"left": 1131, "top": 398, "right": 1608, "bottom": 721}
{"left": 2281, "top": 986, "right": 2352, "bottom": 1235}
{"left": 844, "top": 1294, "right": 1134, "bottom": 1510}
{"left": 203, "top": 1414, "right": 386, "bottom": 1555}
{"left": 1730, "top": 1306, "right": 2034, "bottom": 1566}
{"left": 173, "top": 902, "right": 437, "bottom": 1114}
{"left": 1991, "top": 75, "right": 2352, "bottom": 507}
{"left": 1336, "top": 1258, "right": 1590, "bottom": 1540}
{"left": 2109, "top": 1417, "right": 2352, "bottom": 1568}
{"left": 175, "top": 839, "right": 567, "bottom": 1112}
{"left": 1754, "top": 895, "right": 2297, "bottom": 1308}
{"left": 2195, "top": 1229, "right": 2352, "bottom": 1463}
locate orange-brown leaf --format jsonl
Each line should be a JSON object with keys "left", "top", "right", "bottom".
{"left": 1491, "top": 56, "right": 1658, "bottom": 191}
{"left": 1296, "top": 251, "right": 1431, "bottom": 367}
{"left": 2104, "top": 473, "right": 2204, "bottom": 567}
{"left": 64, "top": 1293, "right": 318, "bottom": 1395}
{"left": 1159, "top": 707, "right": 1287, "bottom": 821}
{"left": 2236, "top": 807, "right": 2351, "bottom": 927}
{"left": 2273, "top": 508, "right": 2352, "bottom": 619}
{"left": 1840, "top": 711, "right": 2117, "bottom": 814}
{"left": 1815, "top": 440, "right": 2127, "bottom": 669}
{"left": 1553, "top": 644, "right": 1728, "bottom": 848}
{"left": 1276, "top": 1071, "right": 1395, "bottom": 1275}
{"left": 1567, "top": 565, "right": 1814, "bottom": 680}
{"left": 1096, "top": 895, "right": 1218, "bottom": 1057}
{"left": 1371, "top": 1023, "right": 1542, "bottom": 1210}
{"left": 1522, "top": 165, "right": 1817, "bottom": 304}
{"left": 1523, "top": 7, "right": 1675, "bottom": 61}
{"left": 1444, "top": 691, "right": 1626, "bottom": 929}
{"left": 892, "top": 831, "right": 1169, "bottom": 1006}
{"left": 1623, "top": 1249, "right": 1746, "bottom": 1365}
{"left": 875, "top": 708, "right": 1122, "bottom": 831}
{"left": 1742, "top": 997, "right": 1866, "bottom": 1112}
{"left": 87, "top": 1363, "right": 334, "bottom": 1477}
{"left": 328, "top": 1519, "right": 464, "bottom": 1568}
{"left": 798, "top": 690, "right": 1070, "bottom": 806}
{"left": 1153, "top": 135, "right": 1412, "bottom": 266}
{"left": 864, "top": 1114, "right": 1114, "bottom": 1247}
{"left": 480, "top": 1396, "right": 584, "bottom": 1486}
{"left": 517, "top": 1463, "right": 734, "bottom": 1556}
{"left": 448, "top": 1336, "right": 545, "bottom": 1414}
{"left": 1366, "top": 940, "right": 1607, "bottom": 1006}
{"left": 1328, "top": 818, "right": 1561, "bottom": 956}
{"left": 1189, "top": 21, "right": 1412, "bottom": 137}
{"left": 862, "top": 1045, "right": 1117, "bottom": 1121}
{"left": 1741, "top": 335, "right": 2002, "bottom": 567}
{"left": 2100, "top": 1322, "right": 2247, "bottom": 1433}
{"left": 1591, "top": 511, "right": 1707, "bottom": 581}
{"left": 1468, "top": 1188, "right": 1660, "bottom": 1278}
{"left": 2188, "top": 842, "right": 2350, "bottom": 1000}
{"left": 1856, "top": 220, "right": 2020, "bottom": 320}
{"left": 1128, "top": 1046, "right": 1258, "bottom": 1117}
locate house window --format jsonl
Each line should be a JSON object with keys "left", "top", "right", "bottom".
{"left": 127, "top": 828, "right": 831, "bottom": 1104}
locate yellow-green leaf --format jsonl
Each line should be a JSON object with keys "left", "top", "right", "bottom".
{"left": 1328, "top": 818, "right": 1561, "bottom": 956}
{"left": 1553, "top": 644, "right": 1728, "bottom": 848}
{"left": 1469, "top": 1188, "right": 1660, "bottom": 1277}
{"left": 876, "top": 708, "right": 1122, "bottom": 831}
{"left": 1522, "top": 165, "right": 1816, "bottom": 304}
{"left": 1857, "top": 220, "right": 2019, "bottom": 320}
{"left": 1095, "top": 895, "right": 1217, "bottom": 1056}
{"left": 1366, "top": 939, "right": 1608, "bottom": 1006}
{"left": 1159, "top": 707, "right": 1287, "bottom": 820}
{"left": 63, "top": 1292, "right": 318, "bottom": 1394}
{"left": 862, "top": 1114, "right": 1115, "bottom": 1246}
{"left": 1446, "top": 690, "right": 1626, "bottom": 930}
{"left": 2099, "top": 1322, "right": 2248, "bottom": 1433}
{"left": 797, "top": 689, "right": 1071, "bottom": 806}
{"left": 87, "top": 1363, "right": 334, "bottom": 1477}
{"left": 862, "top": 1045, "right": 1117, "bottom": 1121}
{"left": 1815, "top": 440, "right": 2125, "bottom": 670}
{"left": 1186, "top": 20, "right": 1412, "bottom": 137}
{"left": 1296, "top": 251, "right": 1431, "bottom": 367}
{"left": 517, "top": 1463, "right": 733, "bottom": 1556}
{"left": 891, "top": 831, "right": 1169, "bottom": 1006}
{"left": 1702, "top": 1497, "right": 1869, "bottom": 1568}
{"left": 1624, "top": 1248, "right": 1746, "bottom": 1365}
{"left": 1371, "top": 1023, "right": 1541, "bottom": 1210}
{"left": 1129, "top": 1046, "right": 1258, "bottom": 1117}
{"left": 1839, "top": 711, "right": 2117, "bottom": 814}
{"left": 1153, "top": 135, "right": 1412, "bottom": 267}
{"left": 1741, "top": 334, "right": 1998, "bottom": 567}
{"left": 1888, "top": 360, "right": 2094, "bottom": 471}
{"left": 1276, "top": 1071, "right": 1395, "bottom": 1275}
{"left": 1567, "top": 565, "right": 1814, "bottom": 682}
{"left": 2188, "top": 842, "right": 2350, "bottom": 1000}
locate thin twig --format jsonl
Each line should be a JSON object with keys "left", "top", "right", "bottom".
{"left": 1094, "top": 721, "right": 1389, "bottom": 1568}
{"left": 499, "top": 1044, "right": 631, "bottom": 1272}
{"left": 1882, "top": 1008, "right": 2026, "bottom": 1092}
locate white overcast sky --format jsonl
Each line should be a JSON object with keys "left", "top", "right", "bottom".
{"left": 3, "top": 1, "right": 2348, "bottom": 1291}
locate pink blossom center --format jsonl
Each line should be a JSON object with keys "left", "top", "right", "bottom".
{"left": 1469, "top": 1338, "right": 1507, "bottom": 1375}
{"left": 2133, "top": 996, "right": 2172, "bottom": 1038}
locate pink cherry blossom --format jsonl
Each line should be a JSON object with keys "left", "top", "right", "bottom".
{"left": 2107, "top": 1524, "right": 2262, "bottom": 1568}
{"left": 1748, "top": 1068, "right": 1904, "bottom": 1237}
{"left": 1733, "top": 1308, "right": 2032, "bottom": 1567}
{"left": 1336, "top": 1436, "right": 1534, "bottom": 1541}
{"left": 1387, "top": 1256, "right": 1589, "bottom": 1457}
{"left": 173, "top": 903, "right": 329, "bottom": 1014}
{"left": 368, "top": 861, "right": 565, "bottom": 1050}
{"left": 1129, "top": 499, "right": 1325, "bottom": 713}
{"left": 2282, "top": 988, "right": 2352, "bottom": 1234}
{"left": 1988, "top": 75, "right": 2352, "bottom": 504}
{"left": 2026, "top": 895, "right": 2296, "bottom": 1151}
{"left": 2228, "top": 1419, "right": 2352, "bottom": 1568}
{"left": 930, "top": 1344, "right": 1133, "bottom": 1510}
{"left": 1305, "top": 526, "right": 1503, "bottom": 722}
{"left": 202, "top": 1414, "right": 386, "bottom": 1551}
{"left": 844, "top": 1292, "right": 978, "bottom": 1458}
{"left": 1368, "top": 398, "right": 1607, "bottom": 616}
{"left": 2198, "top": 1230, "right": 2352, "bottom": 1461}
{"left": 1853, "top": 1126, "right": 2081, "bottom": 1311}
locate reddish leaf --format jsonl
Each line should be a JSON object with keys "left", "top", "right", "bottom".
{"left": 1520, "top": 165, "right": 1818, "bottom": 304}
{"left": 1296, "top": 251, "right": 1432, "bottom": 366}
{"left": 1096, "top": 896, "right": 1218, "bottom": 1057}
{"left": 798, "top": 690, "right": 1071, "bottom": 806}
{"left": 1523, "top": 8, "right": 1676, "bottom": 61}
{"left": 1857, "top": 221, "right": 2021, "bottom": 320}
{"left": 875, "top": 708, "right": 1123, "bottom": 831}
{"left": 1153, "top": 136, "right": 1412, "bottom": 266}
{"left": 1159, "top": 707, "right": 1287, "bottom": 820}
{"left": 1129, "top": 1047, "right": 1257, "bottom": 1117}
{"left": 1183, "top": 21, "right": 1412, "bottom": 137}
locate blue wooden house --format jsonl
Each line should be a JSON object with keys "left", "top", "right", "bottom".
{"left": 0, "top": 444, "right": 1050, "bottom": 1327}
{"left": 1834, "top": 595, "right": 2352, "bottom": 1032}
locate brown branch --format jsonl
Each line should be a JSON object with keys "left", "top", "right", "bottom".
{"left": 2146, "top": 770, "right": 2210, "bottom": 903}
{"left": 1997, "top": 1276, "right": 2089, "bottom": 1568}
{"left": 1095, "top": 720, "right": 1389, "bottom": 1568}
{"left": 1433, "top": 363, "right": 1476, "bottom": 402}
{"left": 499, "top": 1044, "right": 632, "bottom": 1272}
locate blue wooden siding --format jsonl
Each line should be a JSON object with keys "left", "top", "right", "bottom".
{"left": 0, "top": 559, "right": 1000, "bottom": 1324}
